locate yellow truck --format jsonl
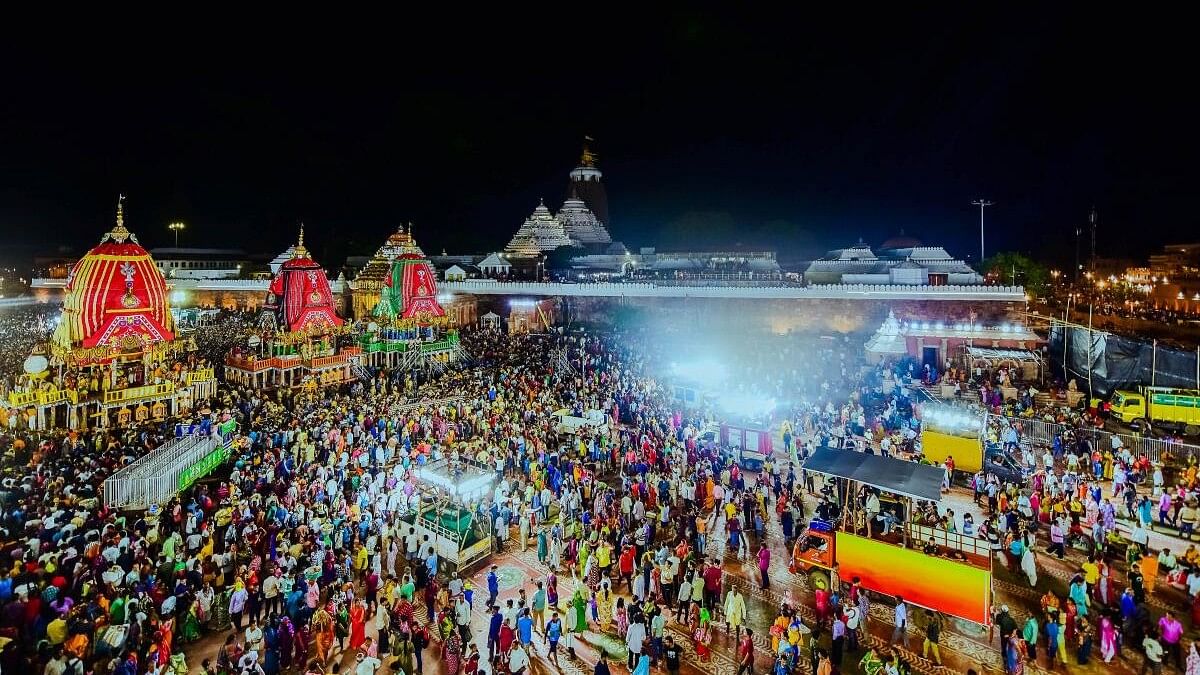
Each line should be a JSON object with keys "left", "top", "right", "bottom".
{"left": 920, "top": 429, "right": 983, "bottom": 473}
{"left": 1101, "top": 387, "right": 1200, "bottom": 430}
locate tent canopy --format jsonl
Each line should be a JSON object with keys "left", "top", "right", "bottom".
{"left": 804, "top": 447, "right": 944, "bottom": 502}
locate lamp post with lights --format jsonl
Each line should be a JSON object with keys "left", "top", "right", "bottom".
{"left": 168, "top": 222, "right": 186, "bottom": 247}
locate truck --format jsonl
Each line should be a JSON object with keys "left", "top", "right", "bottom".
{"left": 1099, "top": 387, "right": 1200, "bottom": 431}
{"left": 792, "top": 447, "right": 993, "bottom": 626}
{"left": 919, "top": 429, "right": 983, "bottom": 473}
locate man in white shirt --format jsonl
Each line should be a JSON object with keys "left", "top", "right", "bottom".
{"left": 865, "top": 493, "right": 881, "bottom": 536}
{"left": 455, "top": 596, "right": 473, "bottom": 643}
{"left": 1186, "top": 569, "right": 1200, "bottom": 597}
{"left": 890, "top": 597, "right": 909, "bottom": 648}
{"left": 262, "top": 572, "right": 280, "bottom": 616}
{"left": 507, "top": 643, "right": 530, "bottom": 675}
{"left": 625, "top": 618, "right": 646, "bottom": 669}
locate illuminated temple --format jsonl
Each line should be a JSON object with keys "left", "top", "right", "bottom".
{"left": 359, "top": 227, "right": 466, "bottom": 373}
{"left": 504, "top": 199, "right": 575, "bottom": 257}
{"left": 224, "top": 227, "right": 361, "bottom": 390}
{"left": 10, "top": 197, "right": 217, "bottom": 428}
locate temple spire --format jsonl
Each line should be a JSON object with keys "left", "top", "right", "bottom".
{"left": 580, "top": 136, "right": 597, "bottom": 167}
{"left": 104, "top": 194, "right": 136, "bottom": 244}
{"left": 293, "top": 223, "right": 309, "bottom": 258}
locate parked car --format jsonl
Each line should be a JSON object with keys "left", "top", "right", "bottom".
{"left": 983, "top": 443, "right": 1028, "bottom": 485}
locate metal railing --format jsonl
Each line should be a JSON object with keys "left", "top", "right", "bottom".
{"left": 305, "top": 354, "right": 346, "bottom": 369}
{"left": 226, "top": 356, "right": 282, "bottom": 372}
{"left": 103, "top": 432, "right": 223, "bottom": 510}
{"left": 909, "top": 523, "right": 991, "bottom": 560}
{"left": 185, "top": 368, "right": 215, "bottom": 384}
{"left": 103, "top": 382, "right": 175, "bottom": 405}
{"left": 988, "top": 413, "right": 1200, "bottom": 464}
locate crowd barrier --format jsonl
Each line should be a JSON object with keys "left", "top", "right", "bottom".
{"left": 103, "top": 432, "right": 224, "bottom": 510}
{"left": 988, "top": 413, "right": 1200, "bottom": 464}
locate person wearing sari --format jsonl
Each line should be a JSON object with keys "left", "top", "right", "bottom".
{"left": 1186, "top": 642, "right": 1200, "bottom": 675}
{"left": 571, "top": 586, "right": 588, "bottom": 634}
{"left": 632, "top": 652, "right": 650, "bottom": 675}
{"left": 181, "top": 603, "right": 202, "bottom": 643}
{"left": 1020, "top": 546, "right": 1038, "bottom": 587}
{"left": 1005, "top": 629, "right": 1027, "bottom": 675}
{"left": 157, "top": 617, "right": 175, "bottom": 666}
{"left": 311, "top": 606, "right": 335, "bottom": 664}
{"left": 693, "top": 608, "right": 712, "bottom": 661}
{"left": 498, "top": 619, "right": 516, "bottom": 662}
{"left": 349, "top": 601, "right": 368, "bottom": 654}
{"left": 770, "top": 609, "right": 789, "bottom": 653}
{"left": 548, "top": 534, "right": 562, "bottom": 571}
{"left": 577, "top": 540, "right": 590, "bottom": 579}
{"left": 546, "top": 572, "right": 559, "bottom": 611}
{"left": 1099, "top": 614, "right": 1118, "bottom": 663}
{"left": 537, "top": 530, "right": 548, "bottom": 567}
{"left": 335, "top": 602, "right": 351, "bottom": 653}
{"left": 1063, "top": 599, "right": 1078, "bottom": 646}
{"left": 391, "top": 633, "right": 416, "bottom": 675}
{"left": 596, "top": 584, "right": 616, "bottom": 633}
{"left": 262, "top": 622, "right": 281, "bottom": 675}
{"left": 277, "top": 617, "right": 296, "bottom": 671}
{"left": 443, "top": 631, "right": 462, "bottom": 675}
{"left": 293, "top": 623, "right": 311, "bottom": 668}
{"left": 585, "top": 552, "right": 600, "bottom": 589}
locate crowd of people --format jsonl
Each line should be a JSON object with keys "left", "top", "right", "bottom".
{"left": 0, "top": 304, "right": 58, "bottom": 398}
{"left": 8, "top": 295, "right": 1200, "bottom": 675}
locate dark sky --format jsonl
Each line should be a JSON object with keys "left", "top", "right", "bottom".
{"left": 1, "top": 10, "right": 1194, "bottom": 268}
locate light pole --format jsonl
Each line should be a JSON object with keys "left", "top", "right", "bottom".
{"left": 971, "top": 199, "right": 993, "bottom": 262}
{"left": 168, "top": 222, "right": 186, "bottom": 247}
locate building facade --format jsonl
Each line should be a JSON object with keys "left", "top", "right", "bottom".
{"left": 805, "top": 241, "right": 983, "bottom": 285}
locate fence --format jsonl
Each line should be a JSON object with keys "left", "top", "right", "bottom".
{"left": 103, "top": 432, "right": 225, "bottom": 510}
{"left": 103, "top": 382, "right": 175, "bottom": 406}
{"left": 987, "top": 413, "right": 1200, "bottom": 465}
{"left": 910, "top": 523, "right": 991, "bottom": 559}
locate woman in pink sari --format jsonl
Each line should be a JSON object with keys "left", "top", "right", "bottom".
{"left": 1099, "top": 614, "right": 1118, "bottom": 663}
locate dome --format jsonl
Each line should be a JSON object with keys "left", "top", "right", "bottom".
{"left": 376, "top": 250, "right": 446, "bottom": 323}
{"left": 52, "top": 198, "right": 175, "bottom": 355}
{"left": 881, "top": 230, "right": 923, "bottom": 250}
{"left": 505, "top": 199, "right": 574, "bottom": 256}
{"left": 265, "top": 225, "right": 344, "bottom": 333}
{"left": 558, "top": 194, "right": 612, "bottom": 246}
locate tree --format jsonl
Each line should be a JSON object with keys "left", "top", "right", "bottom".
{"left": 978, "top": 251, "right": 1049, "bottom": 297}
{"left": 545, "top": 245, "right": 588, "bottom": 272}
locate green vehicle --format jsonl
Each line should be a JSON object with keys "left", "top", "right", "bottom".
{"left": 1100, "top": 387, "right": 1200, "bottom": 431}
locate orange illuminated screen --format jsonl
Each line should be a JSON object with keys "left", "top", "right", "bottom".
{"left": 835, "top": 531, "right": 992, "bottom": 625}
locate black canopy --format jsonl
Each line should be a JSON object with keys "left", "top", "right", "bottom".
{"left": 804, "top": 447, "right": 944, "bottom": 502}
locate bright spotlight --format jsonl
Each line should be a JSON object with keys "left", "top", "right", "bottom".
{"left": 671, "top": 358, "right": 727, "bottom": 383}
{"left": 717, "top": 392, "right": 776, "bottom": 419}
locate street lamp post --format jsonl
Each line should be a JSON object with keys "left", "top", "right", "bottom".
{"left": 168, "top": 222, "right": 186, "bottom": 247}
{"left": 971, "top": 199, "right": 994, "bottom": 262}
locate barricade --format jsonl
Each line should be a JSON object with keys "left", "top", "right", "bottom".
{"left": 103, "top": 432, "right": 227, "bottom": 510}
{"left": 988, "top": 413, "right": 1200, "bottom": 464}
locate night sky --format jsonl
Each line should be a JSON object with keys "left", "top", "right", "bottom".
{"left": 1, "top": 11, "right": 1193, "bottom": 269}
